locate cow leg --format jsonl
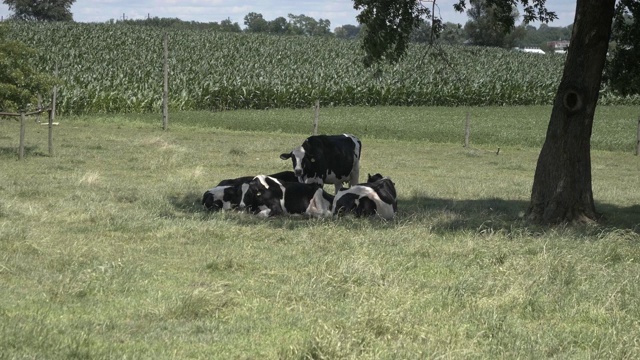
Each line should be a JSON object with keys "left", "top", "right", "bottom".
{"left": 349, "top": 165, "right": 360, "bottom": 188}
{"left": 306, "top": 195, "right": 319, "bottom": 217}
{"left": 307, "top": 189, "right": 332, "bottom": 218}
{"left": 268, "top": 203, "right": 285, "bottom": 217}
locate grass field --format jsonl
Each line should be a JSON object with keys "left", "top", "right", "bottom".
{"left": 1, "top": 106, "right": 639, "bottom": 358}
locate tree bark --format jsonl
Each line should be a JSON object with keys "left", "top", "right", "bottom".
{"left": 527, "top": 0, "right": 616, "bottom": 224}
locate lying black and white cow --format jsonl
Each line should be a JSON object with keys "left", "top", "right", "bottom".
{"left": 202, "top": 171, "right": 298, "bottom": 211}
{"left": 333, "top": 173, "right": 398, "bottom": 220}
{"left": 239, "top": 175, "right": 334, "bottom": 218}
{"left": 280, "top": 134, "right": 361, "bottom": 193}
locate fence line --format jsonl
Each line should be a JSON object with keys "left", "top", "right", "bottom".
{"left": 162, "top": 32, "right": 169, "bottom": 130}
{"left": 0, "top": 87, "right": 57, "bottom": 159}
{"left": 312, "top": 100, "right": 320, "bottom": 135}
{"left": 636, "top": 117, "right": 640, "bottom": 156}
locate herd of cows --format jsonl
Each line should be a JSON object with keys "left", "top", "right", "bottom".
{"left": 201, "top": 134, "right": 398, "bottom": 220}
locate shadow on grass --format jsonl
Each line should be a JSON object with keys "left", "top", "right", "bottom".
{"left": 172, "top": 191, "right": 639, "bottom": 234}
{"left": 596, "top": 203, "right": 640, "bottom": 232}
{"left": 168, "top": 192, "right": 205, "bottom": 214}
{"left": 401, "top": 195, "right": 639, "bottom": 234}
{"left": 0, "top": 146, "right": 48, "bottom": 159}
{"left": 400, "top": 195, "right": 529, "bottom": 230}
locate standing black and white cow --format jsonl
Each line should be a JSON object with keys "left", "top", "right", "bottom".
{"left": 280, "top": 134, "right": 361, "bottom": 193}
{"left": 239, "top": 175, "right": 334, "bottom": 218}
{"left": 202, "top": 171, "right": 298, "bottom": 211}
{"left": 333, "top": 173, "right": 398, "bottom": 220}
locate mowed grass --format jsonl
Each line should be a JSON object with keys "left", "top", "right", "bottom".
{"left": 1, "top": 106, "right": 640, "bottom": 358}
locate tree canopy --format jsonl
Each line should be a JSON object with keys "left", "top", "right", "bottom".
{"left": 605, "top": 0, "right": 640, "bottom": 96}
{"left": 3, "top": 0, "right": 75, "bottom": 21}
{"left": 0, "top": 24, "right": 55, "bottom": 112}
{"left": 463, "top": 0, "right": 524, "bottom": 47}
{"left": 354, "top": 0, "right": 430, "bottom": 67}
{"left": 354, "top": 0, "right": 557, "bottom": 66}
{"left": 244, "top": 12, "right": 269, "bottom": 33}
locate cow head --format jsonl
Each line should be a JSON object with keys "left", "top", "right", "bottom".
{"left": 280, "top": 146, "right": 306, "bottom": 178}
{"left": 202, "top": 190, "right": 222, "bottom": 211}
{"left": 368, "top": 175, "right": 398, "bottom": 214}
{"left": 280, "top": 138, "right": 326, "bottom": 182}
{"left": 239, "top": 175, "right": 285, "bottom": 214}
{"left": 238, "top": 179, "right": 263, "bottom": 213}
{"left": 333, "top": 192, "right": 360, "bottom": 216}
{"left": 202, "top": 186, "right": 237, "bottom": 211}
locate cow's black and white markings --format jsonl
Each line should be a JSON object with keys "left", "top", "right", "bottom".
{"left": 239, "top": 175, "right": 334, "bottom": 218}
{"left": 280, "top": 134, "right": 361, "bottom": 193}
{"left": 202, "top": 171, "right": 297, "bottom": 211}
{"left": 333, "top": 173, "right": 397, "bottom": 220}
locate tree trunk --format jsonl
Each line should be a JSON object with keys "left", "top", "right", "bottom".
{"left": 527, "top": 0, "right": 616, "bottom": 224}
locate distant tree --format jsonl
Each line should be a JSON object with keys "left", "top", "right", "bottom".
{"left": 503, "top": 24, "right": 527, "bottom": 48}
{"left": 439, "top": 22, "right": 465, "bottom": 45}
{"left": 520, "top": 24, "right": 543, "bottom": 46}
{"left": 463, "top": 0, "right": 522, "bottom": 47}
{"left": 287, "top": 14, "right": 331, "bottom": 36}
{"left": 605, "top": 0, "right": 640, "bottom": 96}
{"left": 285, "top": 15, "right": 304, "bottom": 35}
{"left": 518, "top": 23, "right": 572, "bottom": 48}
{"left": 334, "top": 24, "right": 361, "bottom": 39}
{"left": 313, "top": 18, "right": 332, "bottom": 36}
{"left": 0, "top": 24, "right": 55, "bottom": 112}
{"left": 219, "top": 18, "right": 242, "bottom": 33}
{"left": 409, "top": 20, "right": 433, "bottom": 43}
{"left": 538, "top": 23, "right": 572, "bottom": 41}
{"left": 268, "top": 16, "right": 288, "bottom": 34}
{"left": 3, "top": 0, "right": 75, "bottom": 21}
{"left": 244, "top": 12, "right": 269, "bottom": 33}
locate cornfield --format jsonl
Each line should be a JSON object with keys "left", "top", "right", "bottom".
{"left": 8, "top": 22, "right": 638, "bottom": 115}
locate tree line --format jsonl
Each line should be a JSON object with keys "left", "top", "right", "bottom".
{"left": 114, "top": 11, "right": 572, "bottom": 50}
{"left": 2, "top": 0, "right": 572, "bottom": 49}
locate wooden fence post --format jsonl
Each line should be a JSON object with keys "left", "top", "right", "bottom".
{"left": 464, "top": 112, "right": 471, "bottom": 148}
{"left": 313, "top": 99, "right": 319, "bottom": 135}
{"left": 636, "top": 117, "right": 640, "bottom": 156}
{"left": 162, "top": 32, "right": 169, "bottom": 130}
{"left": 49, "top": 80, "right": 57, "bottom": 156}
{"left": 19, "top": 112, "right": 26, "bottom": 160}
{"left": 36, "top": 94, "right": 43, "bottom": 124}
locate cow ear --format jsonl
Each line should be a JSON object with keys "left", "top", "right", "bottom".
{"left": 280, "top": 153, "right": 292, "bottom": 160}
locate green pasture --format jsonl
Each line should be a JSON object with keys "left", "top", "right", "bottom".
{"left": 1, "top": 106, "right": 639, "bottom": 358}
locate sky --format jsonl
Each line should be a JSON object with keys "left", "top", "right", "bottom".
{"left": 0, "top": 1, "right": 577, "bottom": 29}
